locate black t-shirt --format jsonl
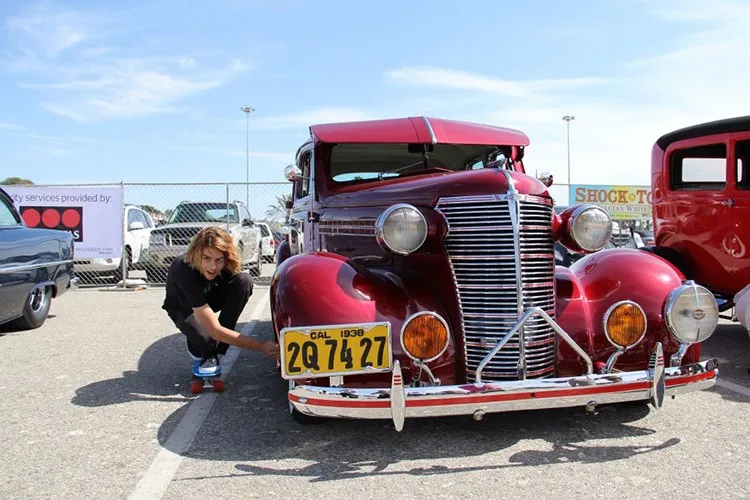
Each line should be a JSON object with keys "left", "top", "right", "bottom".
{"left": 162, "top": 256, "right": 230, "bottom": 319}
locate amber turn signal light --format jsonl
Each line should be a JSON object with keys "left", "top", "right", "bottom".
{"left": 400, "top": 312, "right": 450, "bottom": 362}
{"left": 604, "top": 301, "right": 647, "bottom": 349}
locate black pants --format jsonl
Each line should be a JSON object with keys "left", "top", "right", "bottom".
{"left": 168, "top": 272, "right": 253, "bottom": 360}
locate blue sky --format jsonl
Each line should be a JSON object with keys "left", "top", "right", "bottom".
{"left": 1, "top": 0, "right": 749, "bottom": 200}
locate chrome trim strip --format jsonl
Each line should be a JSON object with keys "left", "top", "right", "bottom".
{"left": 289, "top": 358, "right": 718, "bottom": 424}
{"left": 0, "top": 259, "right": 73, "bottom": 274}
{"left": 422, "top": 117, "right": 437, "bottom": 144}
{"left": 502, "top": 169, "right": 527, "bottom": 379}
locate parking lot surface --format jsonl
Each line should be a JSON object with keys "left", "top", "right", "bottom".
{"left": 2, "top": 271, "right": 749, "bottom": 499}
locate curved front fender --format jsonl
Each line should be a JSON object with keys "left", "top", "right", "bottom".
{"left": 564, "top": 248, "right": 700, "bottom": 372}
{"left": 270, "top": 252, "right": 457, "bottom": 385}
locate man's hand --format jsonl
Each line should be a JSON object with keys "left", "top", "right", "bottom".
{"left": 260, "top": 340, "right": 280, "bottom": 360}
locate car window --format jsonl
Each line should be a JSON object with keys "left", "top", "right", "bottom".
{"left": 297, "top": 151, "right": 311, "bottom": 197}
{"left": 127, "top": 208, "right": 139, "bottom": 226}
{"left": 0, "top": 197, "right": 21, "bottom": 226}
{"left": 735, "top": 140, "right": 750, "bottom": 190}
{"left": 259, "top": 224, "right": 270, "bottom": 237}
{"left": 135, "top": 210, "right": 150, "bottom": 227}
{"left": 239, "top": 205, "right": 252, "bottom": 222}
{"left": 670, "top": 143, "right": 726, "bottom": 190}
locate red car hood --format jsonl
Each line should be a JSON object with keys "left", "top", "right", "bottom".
{"left": 323, "top": 169, "right": 549, "bottom": 209}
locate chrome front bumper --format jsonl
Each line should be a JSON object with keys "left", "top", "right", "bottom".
{"left": 289, "top": 356, "right": 718, "bottom": 430}
{"left": 288, "top": 307, "right": 719, "bottom": 431}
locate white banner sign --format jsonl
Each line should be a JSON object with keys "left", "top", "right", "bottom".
{"left": 4, "top": 186, "right": 124, "bottom": 259}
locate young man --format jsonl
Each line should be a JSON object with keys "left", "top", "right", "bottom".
{"left": 162, "top": 226, "right": 279, "bottom": 375}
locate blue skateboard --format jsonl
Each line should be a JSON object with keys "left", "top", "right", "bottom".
{"left": 190, "top": 359, "right": 224, "bottom": 394}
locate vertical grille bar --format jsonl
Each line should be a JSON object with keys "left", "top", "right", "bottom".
{"left": 436, "top": 191, "right": 556, "bottom": 382}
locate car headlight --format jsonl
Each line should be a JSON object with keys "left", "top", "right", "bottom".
{"left": 569, "top": 205, "right": 612, "bottom": 251}
{"left": 664, "top": 282, "right": 719, "bottom": 344}
{"left": 375, "top": 204, "right": 428, "bottom": 255}
{"left": 150, "top": 233, "right": 166, "bottom": 245}
{"left": 603, "top": 301, "right": 647, "bottom": 349}
{"left": 400, "top": 311, "right": 449, "bottom": 362}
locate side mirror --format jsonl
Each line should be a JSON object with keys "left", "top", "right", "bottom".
{"left": 129, "top": 221, "right": 144, "bottom": 230}
{"left": 242, "top": 218, "right": 254, "bottom": 227}
{"left": 538, "top": 171, "right": 554, "bottom": 187}
{"left": 284, "top": 164, "right": 303, "bottom": 182}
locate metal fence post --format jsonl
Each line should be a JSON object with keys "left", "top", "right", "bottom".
{"left": 226, "top": 183, "right": 230, "bottom": 232}
{"left": 119, "top": 181, "right": 126, "bottom": 287}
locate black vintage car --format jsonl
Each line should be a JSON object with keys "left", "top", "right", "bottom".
{"left": 0, "top": 186, "right": 78, "bottom": 329}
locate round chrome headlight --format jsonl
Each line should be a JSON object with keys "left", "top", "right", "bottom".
{"left": 664, "top": 282, "right": 719, "bottom": 344}
{"left": 569, "top": 205, "right": 613, "bottom": 251}
{"left": 375, "top": 204, "right": 428, "bottom": 255}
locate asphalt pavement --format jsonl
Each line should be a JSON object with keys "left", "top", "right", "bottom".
{"left": 1, "top": 266, "right": 749, "bottom": 499}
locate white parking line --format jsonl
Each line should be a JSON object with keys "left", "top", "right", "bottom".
{"left": 127, "top": 290, "right": 270, "bottom": 500}
{"left": 716, "top": 379, "right": 750, "bottom": 398}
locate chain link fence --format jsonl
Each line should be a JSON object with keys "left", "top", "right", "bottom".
{"left": 3, "top": 182, "right": 293, "bottom": 288}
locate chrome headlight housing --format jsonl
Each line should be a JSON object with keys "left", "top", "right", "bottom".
{"left": 569, "top": 205, "right": 613, "bottom": 251}
{"left": 664, "top": 282, "right": 719, "bottom": 344}
{"left": 375, "top": 204, "right": 428, "bottom": 255}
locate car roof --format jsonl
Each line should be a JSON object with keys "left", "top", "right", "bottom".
{"left": 308, "top": 116, "right": 530, "bottom": 146}
{"left": 656, "top": 115, "right": 750, "bottom": 150}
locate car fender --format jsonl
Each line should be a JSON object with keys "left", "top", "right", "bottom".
{"left": 569, "top": 248, "right": 701, "bottom": 370}
{"left": 270, "top": 252, "right": 457, "bottom": 385}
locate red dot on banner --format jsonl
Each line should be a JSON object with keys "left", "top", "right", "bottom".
{"left": 42, "top": 208, "right": 61, "bottom": 228}
{"left": 23, "top": 208, "right": 41, "bottom": 227}
{"left": 61, "top": 209, "right": 81, "bottom": 229}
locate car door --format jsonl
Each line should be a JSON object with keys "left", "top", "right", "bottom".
{"left": 724, "top": 137, "right": 750, "bottom": 293}
{"left": 0, "top": 193, "right": 33, "bottom": 323}
{"left": 663, "top": 139, "right": 733, "bottom": 294}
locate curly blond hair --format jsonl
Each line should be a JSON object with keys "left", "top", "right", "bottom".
{"left": 183, "top": 226, "right": 242, "bottom": 274}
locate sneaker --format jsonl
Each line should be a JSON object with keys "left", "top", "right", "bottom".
{"left": 198, "top": 356, "right": 221, "bottom": 376}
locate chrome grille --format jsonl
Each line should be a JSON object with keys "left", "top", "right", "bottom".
{"left": 435, "top": 193, "right": 556, "bottom": 381}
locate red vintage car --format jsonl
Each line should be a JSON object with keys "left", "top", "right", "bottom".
{"left": 271, "top": 116, "right": 720, "bottom": 431}
{"left": 650, "top": 115, "right": 750, "bottom": 334}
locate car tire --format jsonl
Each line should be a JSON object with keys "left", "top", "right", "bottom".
{"left": 249, "top": 247, "right": 262, "bottom": 277}
{"left": 12, "top": 286, "right": 52, "bottom": 330}
{"left": 113, "top": 247, "right": 131, "bottom": 283}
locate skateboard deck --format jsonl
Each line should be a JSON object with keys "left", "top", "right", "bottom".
{"left": 190, "top": 360, "right": 224, "bottom": 394}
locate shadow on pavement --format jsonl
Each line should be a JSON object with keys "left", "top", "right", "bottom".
{"left": 703, "top": 322, "right": 750, "bottom": 404}
{"left": 70, "top": 321, "right": 255, "bottom": 407}
{"left": 144, "top": 320, "right": 683, "bottom": 481}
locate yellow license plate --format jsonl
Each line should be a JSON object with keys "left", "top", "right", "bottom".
{"left": 279, "top": 322, "right": 392, "bottom": 379}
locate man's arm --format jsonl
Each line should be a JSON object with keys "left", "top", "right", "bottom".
{"left": 192, "top": 304, "right": 279, "bottom": 359}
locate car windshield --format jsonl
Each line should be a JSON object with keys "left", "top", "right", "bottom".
{"left": 168, "top": 203, "right": 239, "bottom": 223}
{"left": 328, "top": 143, "right": 511, "bottom": 182}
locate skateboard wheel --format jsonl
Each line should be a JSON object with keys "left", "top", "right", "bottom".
{"left": 212, "top": 380, "right": 224, "bottom": 392}
{"left": 190, "top": 380, "right": 204, "bottom": 394}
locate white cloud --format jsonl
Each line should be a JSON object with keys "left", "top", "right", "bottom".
{"left": 384, "top": 67, "right": 608, "bottom": 99}
{"left": 33, "top": 59, "right": 247, "bottom": 122}
{"left": 5, "top": 2, "right": 106, "bottom": 57}
{"left": 6, "top": 4, "right": 248, "bottom": 122}
{"left": 0, "top": 122, "right": 27, "bottom": 131}
{"left": 378, "top": 0, "right": 750, "bottom": 202}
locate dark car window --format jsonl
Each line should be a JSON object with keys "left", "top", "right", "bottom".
{"left": 0, "top": 197, "right": 21, "bottom": 226}
{"left": 259, "top": 225, "right": 270, "bottom": 237}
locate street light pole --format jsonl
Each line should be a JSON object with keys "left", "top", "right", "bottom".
{"left": 562, "top": 114, "right": 575, "bottom": 187}
{"left": 241, "top": 105, "right": 254, "bottom": 207}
